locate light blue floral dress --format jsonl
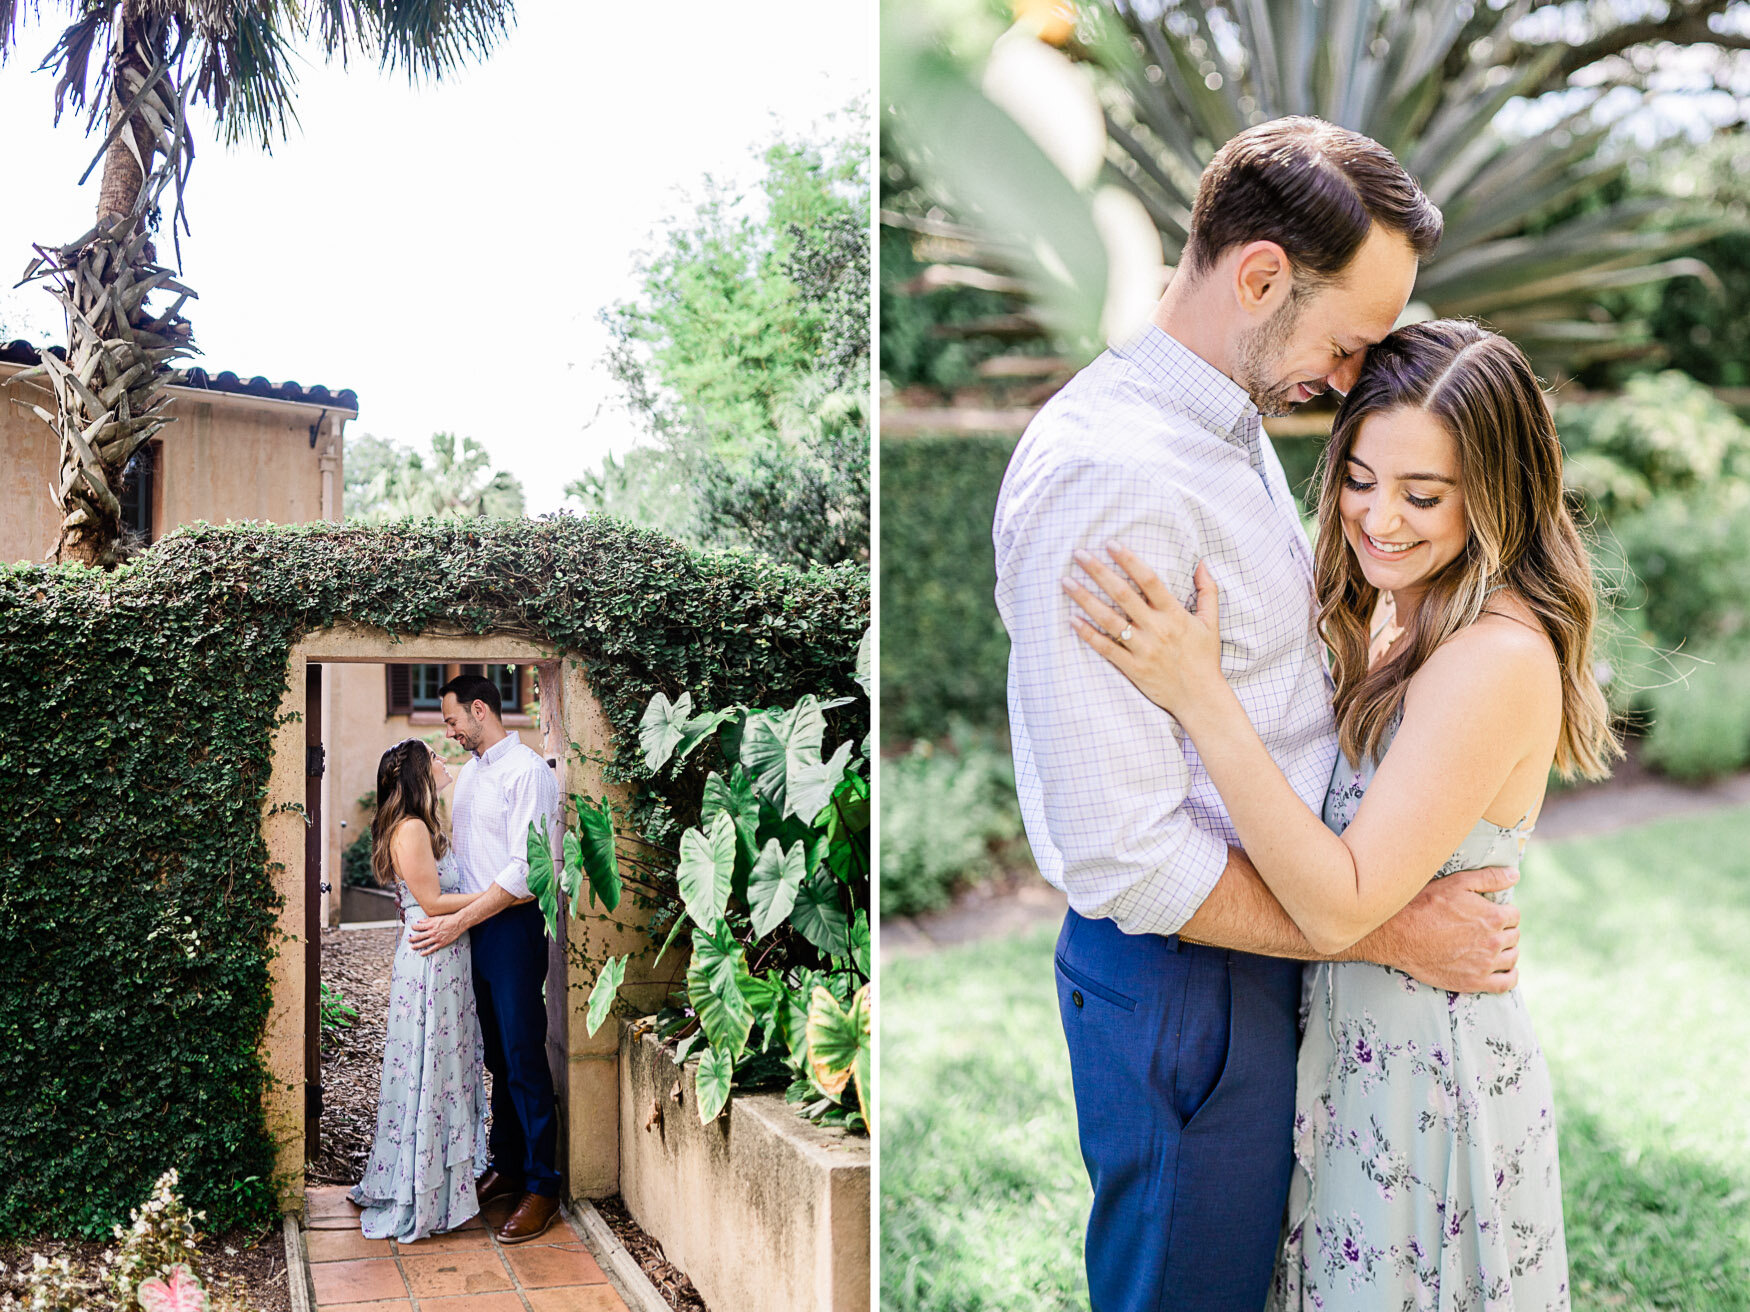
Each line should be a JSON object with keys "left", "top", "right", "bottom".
{"left": 1270, "top": 720, "right": 1570, "bottom": 1311}
{"left": 348, "top": 852, "right": 490, "bottom": 1242}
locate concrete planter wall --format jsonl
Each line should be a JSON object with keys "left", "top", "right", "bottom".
{"left": 618, "top": 1026, "right": 870, "bottom": 1312}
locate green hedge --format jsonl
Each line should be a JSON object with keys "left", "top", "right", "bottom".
{"left": 0, "top": 517, "right": 866, "bottom": 1238}
{"left": 878, "top": 431, "right": 1322, "bottom": 745}
{"left": 878, "top": 435, "right": 1016, "bottom": 743}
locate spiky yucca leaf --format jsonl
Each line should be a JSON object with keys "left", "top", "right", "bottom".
{"left": 1093, "top": 0, "right": 1726, "bottom": 374}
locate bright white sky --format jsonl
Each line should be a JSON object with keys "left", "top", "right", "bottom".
{"left": 0, "top": 2, "right": 872, "bottom": 514}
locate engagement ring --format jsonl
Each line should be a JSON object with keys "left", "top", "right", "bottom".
{"left": 1119, "top": 625, "right": 1134, "bottom": 643}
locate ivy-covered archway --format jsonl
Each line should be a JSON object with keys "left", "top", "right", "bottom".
{"left": 0, "top": 518, "right": 866, "bottom": 1237}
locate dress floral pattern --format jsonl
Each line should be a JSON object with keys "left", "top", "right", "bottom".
{"left": 348, "top": 853, "right": 490, "bottom": 1242}
{"left": 1270, "top": 722, "right": 1570, "bottom": 1311}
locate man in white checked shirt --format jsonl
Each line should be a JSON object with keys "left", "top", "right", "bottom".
{"left": 994, "top": 119, "right": 1522, "bottom": 1312}
{"left": 408, "top": 673, "right": 564, "bottom": 1244}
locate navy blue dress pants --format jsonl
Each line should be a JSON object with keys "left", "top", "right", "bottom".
{"left": 471, "top": 900, "right": 560, "bottom": 1197}
{"left": 1055, "top": 909, "right": 1302, "bottom": 1311}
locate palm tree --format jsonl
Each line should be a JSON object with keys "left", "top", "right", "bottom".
{"left": 0, "top": 0, "right": 515, "bottom": 567}
{"left": 349, "top": 431, "right": 526, "bottom": 522}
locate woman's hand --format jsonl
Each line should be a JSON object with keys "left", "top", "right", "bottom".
{"left": 1062, "top": 542, "right": 1229, "bottom": 719}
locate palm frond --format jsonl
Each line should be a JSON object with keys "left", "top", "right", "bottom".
{"left": 1092, "top": 0, "right": 1732, "bottom": 375}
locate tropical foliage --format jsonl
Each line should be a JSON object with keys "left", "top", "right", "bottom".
{"left": 884, "top": 0, "right": 1750, "bottom": 375}
{"left": 1093, "top": 0, "right": 1732, "bottom": 372}
{"left": 528, "top": 632, "right": 873, "bottom": 1128}
{"left": 345, "top": 432, "right": 526, "bottom": 522}
{"left": 572, "top": 114, "right": 871, "bottom": 568}
{"left": 0, "top": 0, "right": 515, "bottom": 566}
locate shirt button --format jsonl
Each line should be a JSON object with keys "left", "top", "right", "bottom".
{"left": 1072, "top": 990, "right": 1084, "bottom": 1008}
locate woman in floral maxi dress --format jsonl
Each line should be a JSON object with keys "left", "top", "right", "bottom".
{"left": 1064, "top": 321, "right": 1620, "bottom": 1309}
{"left": 348, "top": 739, "right": 490, "bottom": 1243}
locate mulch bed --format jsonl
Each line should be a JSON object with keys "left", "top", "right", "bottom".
{"left": 308, "top": 925, "right": 399, "bottom": 1186}
{"left": 0, "top": 1224, "right": 290, "bottom": 1312}
{"left": 593, "top": 1195, "right": 707, "bottom": 1312}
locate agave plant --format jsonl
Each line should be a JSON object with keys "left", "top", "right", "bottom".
{"left": 0, "top": 0, "right": 515, "bottom": 567}
{"left": 1092, "top": 0, "right": 1731, "bottom": 374}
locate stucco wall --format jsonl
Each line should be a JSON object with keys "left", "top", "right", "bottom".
{"left": 0, "top": 361, "right": 345, "bottom": 564}
{"left": 620, "top": 1027, "right": 871, "bottom": 1312}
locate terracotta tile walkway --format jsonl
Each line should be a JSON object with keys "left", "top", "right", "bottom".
{"left": 304, "top": 1185, "right": 631, "bottom": 1312}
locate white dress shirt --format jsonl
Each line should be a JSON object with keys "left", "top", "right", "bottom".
{"left": 993, "top": 325, "right": 1340, "bottom": 937}
{"left": 451, "top": 734, "right": 562, "bottom": 900}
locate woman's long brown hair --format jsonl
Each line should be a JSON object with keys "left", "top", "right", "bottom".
{"left": 1313, "top": 319, "right": 1622, "bottom": 779}
{"left": 371, "top": 739, "right": 449, "bottom": 886}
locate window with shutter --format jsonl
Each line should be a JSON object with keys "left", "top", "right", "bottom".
{"left": 386, "top": 664, "right": 413, "bottom": 715}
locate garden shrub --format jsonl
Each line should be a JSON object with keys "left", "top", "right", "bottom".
{"left": 879, "top": 434, "right": 1017, "bottom": 743}
{"left": 879, "top": 730, "right": 1024, "bottom": 918}
{"left": 1641, "top": 642, "right": 1750, "bottom": 781}
{"left": 878, "top": 430, "right": 1325, "bottom": 747}
{"left": 0, "top": 516, "right": 865, "bottom": 1238}
{"left": 1559, "top": 374, "right": 1750, "bottom": 774}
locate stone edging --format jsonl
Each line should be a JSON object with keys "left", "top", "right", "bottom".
{"left": 282, "top": 1212, "right": 313, "bottom": 1312}
{"left": 569, "top": 1200, "right": 673, "bottom": 1312}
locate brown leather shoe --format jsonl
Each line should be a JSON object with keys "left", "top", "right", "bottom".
{"left": 475, "top": 1168, "right": 522, "bottom": 1207}
{"left": 496, "top": 1191, "right": 560, "bottom": 1244}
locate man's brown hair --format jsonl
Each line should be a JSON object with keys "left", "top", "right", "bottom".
{"left": 1183, "top": 116, "right": 1442, "bottom": 286}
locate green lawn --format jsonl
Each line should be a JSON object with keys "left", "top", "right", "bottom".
{"left": 881, "top": 803, "right": 1750, "bottom": 1311}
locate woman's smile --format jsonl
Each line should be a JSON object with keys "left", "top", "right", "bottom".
{"left": 1361, "top": 531, "right": 1422, "bottom": 560}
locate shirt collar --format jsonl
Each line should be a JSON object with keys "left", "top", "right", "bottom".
{"left": 477, "top": 733, "right": 518, "bottom": 767}
{"left": 1117, "top": 324, "right": 1261, "bottom": 452}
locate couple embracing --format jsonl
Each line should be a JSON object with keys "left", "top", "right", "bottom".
{"left": 995, "top": 117, "right": 1617, "bottom": 1309}
{"left": 344, "top": 674, "right": 566, "bottom": 1245}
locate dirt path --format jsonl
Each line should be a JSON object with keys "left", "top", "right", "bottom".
{"left": 881, "top": 758, "right": 1750, "bottom": 961}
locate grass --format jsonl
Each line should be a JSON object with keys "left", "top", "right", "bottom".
{"left": 880, "top": 802, "right": 1750, "bottom": 1312}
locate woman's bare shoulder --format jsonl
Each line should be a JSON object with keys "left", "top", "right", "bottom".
{"left": 1408, "top": 599, "right": 1561, "bottom": 722}
{"left": 391, "top": 816, "right": 434, "bottom": 847}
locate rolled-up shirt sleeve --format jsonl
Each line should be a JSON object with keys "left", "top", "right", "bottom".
{"left": 493, "top": 758, "right": 562, "bottom": 901}
{"left": 999, "top": 456, "right": 1229, "bottom": 936}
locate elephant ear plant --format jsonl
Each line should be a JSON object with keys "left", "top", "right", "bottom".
{"left": 526, "top": 629, "right": 872, "bottom": 1129}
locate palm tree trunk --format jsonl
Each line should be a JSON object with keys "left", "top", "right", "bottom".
{"left": 33, "top": 1, "right": 195, "bottom": 567}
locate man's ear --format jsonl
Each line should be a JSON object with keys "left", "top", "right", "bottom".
{"left": 1232, "top": 240, "right": 1291, "bottom": 316}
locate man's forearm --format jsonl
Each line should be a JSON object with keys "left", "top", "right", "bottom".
{"left": 1176, "top": 846, "right": 1395, "bottom": 964}
{"left": 449, "top": 881, "right": 518, "bottom": 930}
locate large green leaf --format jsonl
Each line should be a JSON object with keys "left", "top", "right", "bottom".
{"left": 747, "top": 838, "right": 806, "bottom": 938}
{"left": 526, "top": 820, "right": 558, "bottom": 940}
{"left": 821, "top": 771, "right": 870, "bottom": 884}
{"left": 695, "top": 1046, "right": 734, "bottom": 1124}
{"left": 676, "top": 811, "right": 736, "bottom": 933}
{"left": 641, "top": 689, "right": 740, "bottom": 772}
{"left": 738, "top": 696, "right": 855, "bottom": 819}
{"left": 805, "top": 983, "right": 871, "bottom": 1117}
{"left": 847, "top": 908, "right": 870, "bottom": 980}
{"left": 885, "top": 20, "right": 1110, "bottom": 355}
{"left": 688, "top": 937, "right": 753, "bottom": 1059}
{"left": 585, "top": 955, "right": 626, "bottom": 1038}
{"left": 571, "top": 793, "right": 621, "bottom": 911}
{"left": 701, "top": 767, "right": 760, "bottom": 878}
{"left": 639, "top": 691, "right": 692, "bottom": 771}
{"left": 854, "top": 625, "right": 872, "bottom": 699}
{"left": 560, "top": 830, "right": 583, "bottom": 905}
{"left": 790, "top": 872, "right": 851, "bottom": 958}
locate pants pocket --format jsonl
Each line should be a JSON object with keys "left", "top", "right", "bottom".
{"left": 1055, "top": 953, "right": 1139, "bottom": 1012}
{"left": 1176, "top": 951, "right": 1234, "bottom": 1129}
